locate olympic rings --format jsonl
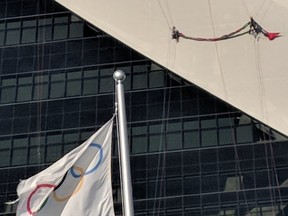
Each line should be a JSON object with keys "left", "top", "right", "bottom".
{"left": 26, "top": 184, "right": 56, "bottom": 215}
{"left": 53, "top": 166, "right": 84, "bottom": 202}
{"left": 70, "top": 143, "right": 103, "bottom": 178}
{"left": 26, "top": 143, "right": 103, "bottom": 214}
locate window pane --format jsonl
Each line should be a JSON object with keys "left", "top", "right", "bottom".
{"left": 184, "top": 176, "right": 200, "bottom": 195}
{"left": 29, "top": 146, "right": 45, "bottom": 164}
{"left": 1, "top": 87, "right": 16, "bottom": 103}
{"left": 13, "top": 117, "right": 30, "bottom": 133}
{"left": 69, "top": 23, "right": 84, "bottom": 38}
{"left": 46, "top": 145, "right": 62, "bottom": 162}
{"left": 166, "top": 178, "right": 182, "bottom": 196}
{"left": 0, "top": 30, "right": 4, "bottom": 46}
{"left": 53, "top": 25, "right": 68, "bottom": 40}
{"left": 12, "top": 148, "right": 27, "bottom": 165}
{"left": 149, "top": 71, "right": 164, "bottom": 88}
{"left": 99, "top": 77, "right": 113, "bottom": 93}
{"left": 219, "top": 128, "right": 234, "bottom": 145}
{"left": 133, "top": 73, "right": 147, "bottom": 89}
{"left": 2, "top": 78, "right": 16, "bottom": 86}
{"left": 132, "top": 136, "right": 147, "bottom": 154}
{"left": 50, "top": 82, "right": 65, "bottom": 98}
{"left": 21, "top": 28, "right": 36, "bottom": 43}
{"left": 46, "top": 114, "right": 62, "bottom": 130}
{"left": 13, "top": 137, "right": 28, "bottom": 148}
{"left": 6, "top": 29, "right": 20, "bottom": 45}
{"left": 47, "top": 133, "right": 62, "bottom": 145}
{"left": 18, "top": 57, "right": 34, "bottom": 72}
{"left": 0, "top": 138, "right": 11, "bottom": 149}
{"left": 66, "top": 80, "right": 81, "bottom": 96}
{"left": 201, "top": 129, "right": 217, "bottom": 147}
{"left": 167, "top": 133, "right": 182, "bottom": 150}
{"left": 0, "top": 150, "right": 10, "bottom": 167}
{"left": 33, "top": 84, "right": 49, "bottom": 100}
{"left": 149, "top": 135, "right": 164, "bottom": 152}
{"left": 83, "top": 78, "right": 98, "bottom": 95}
{"left": 236, "top": 125, "right": 253, "bottom": 143}
{"left": 0, "top": 119, "right": 12, "bottom": 135}
{"left": 23, "top": 19, "right": 36, "bottom": 27}
{"left": 184, "top": 131, "right": 199, "bottom": 149}
{"left": 7, "top": 21, "right": 20, "bottom": 28}
{"left": 17, "top": 86, "right": 32, "bottom": 101}
{"left": 38, "top": 26, "right": 52, "bottom": 41}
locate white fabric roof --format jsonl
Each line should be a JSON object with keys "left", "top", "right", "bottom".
{"left": 56, "top": 0, "right": 288, "bottom": 136}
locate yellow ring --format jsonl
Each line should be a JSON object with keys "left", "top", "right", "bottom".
{"left": 53, "top": 166, "right": 84, "bottom": 202}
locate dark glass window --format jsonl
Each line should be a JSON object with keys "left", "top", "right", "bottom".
{"left": 201, "top": 129, "right": 217, "bottom": 147}
{"left": 0, "top": 138, "right": 11, "bottom": 149}
{"left": 50, "top": 73, "right": 65, "bottom": 98}
{"left": 21, "top": 28, "right": 36, "bottom": 43}
{"left": 69, "top": 15, "right": 84, "bottom": 38}
{"left": 0, "top": 150, "right": 10, "bottom": 167}
{"left": 53, "top": 15, "right": 68, "bottom": 40}
{"left": 132, "top": 72, "right": 147, "bottom": 90}
{"left": 28, "top": 146, "right": 45, "bottom": 164}
{"left": 184, "top": 176, "right": 200, "bottom": 195}
{"left": 219, "top": 127, "right": 234, "bottom": 145}
{"left": 11, "top": 148, "right": 27, "bottom": 166}
{"left": 1, "top": 78, "right": 16, "bottom": 103}
{"left": 131, "top": 124, "right": 148, "bottom": 154}
{"left": 166, "top": 178, "right": 182, "bottom": 196}
{"left": 99, "top": 68, "right": 114, "bottom": 93}
{"left": 46, "top": 145, "right": 62, "bottom": 162}
{"left": 83, "top": 69, "right": 98, "bottom": 95}
{"left": 66, "top": 71, "right": 81, "bottom": 96}
{"left": 17, "top": 76, "right": 33, "bottom": 102}
{"left": 46, "top": 114, "right": 62, "bottom": 130}
{"left": 6, "top": 29, "right": 20, "bottom": 45}
{"left": 236, "top": 124, "right": 253, "bottom": 143}
{"left": 38, "top": 26, "right": 52, "bottom": 42}
{"left": 0, "top": 30, "right": 4, "bottom": 46}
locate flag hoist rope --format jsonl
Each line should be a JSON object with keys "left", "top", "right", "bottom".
{"left": 114, "top": 70, "right": 135, "bottom": 216}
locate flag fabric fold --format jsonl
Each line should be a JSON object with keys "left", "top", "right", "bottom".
{"left": 16, "top": 117, "right": 115, "bottom": 216}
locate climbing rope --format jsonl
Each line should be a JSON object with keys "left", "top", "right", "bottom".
{"left": 172, "top": 17, "right": 280, "bottom": 42}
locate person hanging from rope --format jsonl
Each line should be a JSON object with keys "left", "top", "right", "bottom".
{"left": 172, "top": 18, "right": 280, "bottom": 42}
{"left": 249, "top": 17, "right": 280, "bottom": 40}
{"left": 172, "top": 22, "right": 251, "bottom": 42}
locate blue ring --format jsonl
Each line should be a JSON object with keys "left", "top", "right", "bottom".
{"left": 70, "top": 143, "right": 103, "bottom": 178}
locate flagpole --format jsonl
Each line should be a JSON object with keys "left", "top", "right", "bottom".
{"left": 113, "top": 70, "right": 134, "bottom": 216}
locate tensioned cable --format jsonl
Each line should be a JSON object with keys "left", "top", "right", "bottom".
{"left": 152, "top": 82, "right": 169, "bottom": 216}
{"left": 206, "top": 4, "right": 253, "bottom": 213}
{"left": 156, "top": 0, "right": 173, "bottom": 30}
{"left": 254, "top": 41, "right": 267, "bottom": 127}
{"left": 156, "top": 0, "right": 177, "bottom": 76}
{"left": 254, "top": 0, "right": 271, "bottom": 21}
{"left": 269, "top": 140, "right": 285, "bottom": 215}
{"left": 36, "top": 0, "right": 47, "bottom": 170}
{"left": 239, "top": 0, "right": 251, "bottom": 18}
{"left": 207, "top": 0, "right": 228, "bottom": 100}
{"left": 263, "top": 140, "right": 276, "bottom": 212}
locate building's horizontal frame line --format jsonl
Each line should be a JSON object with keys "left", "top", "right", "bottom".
{"left": 0, "top": 11, "right": 70, "bottom": 23}
{"left": 0, "top": 32, "right": 109, "bottom": 50}
{"left": 0, "top": 58, "right": 149, "bottom": 79}
{"left": 0, "top": 109, "right": 241, "bottom": 138}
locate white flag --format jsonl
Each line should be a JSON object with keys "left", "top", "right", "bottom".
{"left": 16, "top": 117, "right": 115, "bottom": 216}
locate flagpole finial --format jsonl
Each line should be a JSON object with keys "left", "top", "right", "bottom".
{"left": 113, "top": 70, "right": 126, "bottom": 82}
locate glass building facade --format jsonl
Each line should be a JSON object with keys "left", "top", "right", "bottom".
{"left": 1, "top": 1, "right": 288, "bottom": 215}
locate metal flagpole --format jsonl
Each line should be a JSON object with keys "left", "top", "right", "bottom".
{"left": 113, "top": 70, "right": 134, "bottom": 216}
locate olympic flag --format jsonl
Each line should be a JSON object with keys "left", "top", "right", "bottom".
{"left": 16, "top": 117, "right": 115, "bottom": 216}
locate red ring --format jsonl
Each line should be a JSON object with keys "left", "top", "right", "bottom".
{"left": 27, "top": 184, "right": 56, "bottom": 215}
